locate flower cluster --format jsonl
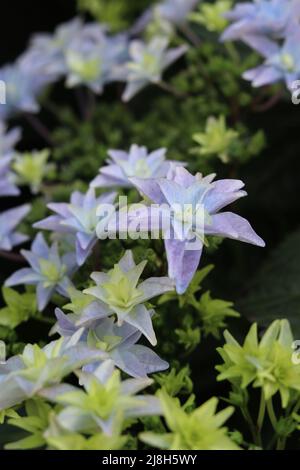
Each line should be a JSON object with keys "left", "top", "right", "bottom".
{"left": 221, "top": 0, "right": 300, "bottom": 89}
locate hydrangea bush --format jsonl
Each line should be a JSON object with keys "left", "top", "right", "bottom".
{"left": 0, "top": 0, "right": 300, "bottom": 451}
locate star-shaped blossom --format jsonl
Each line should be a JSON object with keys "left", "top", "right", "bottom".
{"left": 222, "top": 0, "right": 300, "bottom": 42}
{"left": 65, "top": 27, "right": 128, "bottom": 93}
{"left": 0, "top": 204, "right": 31, "bottom": 251}
{"left": 242, "top": 27, "right": 300, "bottom": 89}
{"left": 122, "top": 37, "right": 188, "bottom": 102}
{"left": 83, "top": 250, "right": 174, "bottom": 345}
{"left": 24, "top": 17, "right": 85, "bottom": 80}
{"left": 0, "top": 62, "right": 45, "bottom": 120}
{"left": 41, "top": 359, "right": 161, "bottom": 436}
{"left": 0, "top": 337, "right": 106, "bottom": 411}
{"left": 53, "top": 308, "right": 169, "bottom": 379}
{"left": 34, "top": 188, "right": 117, "bottom": 266}
{"left": 90, "top": 144, "right": 185, "bottom": 189}
{"left": 5, "top": 233, "right": 77, "bottom": 311}
{"left": 132, "top": 0, "right": 199, "bottom": 35}
{"left": 123, "top": 166, "right": 265, "bottom": 294}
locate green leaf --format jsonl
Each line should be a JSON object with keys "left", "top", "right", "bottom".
{"left": 237, "top": 229, "right": 300, "bottom": 337}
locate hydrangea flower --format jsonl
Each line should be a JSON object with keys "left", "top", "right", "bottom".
{"left": 189, "top": 1, "right": 233, "bottom": 33}
{"left": 0, "top": 63, "right": 45, "bottom": 121}
{"left": 53, "top": 305, "right": 169, "bottom": 378}
{"left": 132, "top": 0, "right": 199, "bottom": 35}
{"left": 0, "top": 337, "right": 106, "bottom": 410}
{"left": 222, "top": 0, "right": 300, "bottom": 42}
{"left": 0, "top": 122, "right": 21, "bottom": 158}
{"left": 90, "top": 144, "right": 184, "bottom": 189}
{"left": 140, "top": 389, "right": 240, "bottom": 450}
{"left": 126, "top": 166, "right": 265, "bottom": 294}
{"left": 122, "top": 37, "right": 188, "bottom": 102}
{"left": 0, "top": 204, "right": 31, "bottom": 251}
{"left": 34, "top": 188, "right": 116, "bottom": 266}
{"left": 12, "top": 149, "right": 52, "bottom": 194}
{"left": 5, "top": 233, "right": 77, "bottom": 311}
{"left": 242, "top": 28, "right": 300, "bottom": 89}
{"left": 25, "top": 18, "right": 85, "bottom": 79}
{"left": 192, "top": 116, "right": 239, "bottom": 164}
{"left": 83, "top": 250, "right": 174, "bottom": 345}
{"left": 65, "top": 27, "right": 128, "bottom": 93}
{"left": 41, "top": 359, "right": 161, "bottom": 435}
{"left": 217, "top": 319, "right": 300, "bottom": 408}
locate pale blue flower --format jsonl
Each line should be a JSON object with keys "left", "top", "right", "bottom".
{"left": 0, "top": 337, "right": 106, "bottom": 410}
{"left": 0, "top": 63, "right": 45, "bottom": 121}
{"left": 91, "top": 144, "right": 185, "bottom": 189}
{"left": 65, "top": 26, "right": 128, "bottom": 93}
{"left": 0, "top": 204, "right": 31, "bottom": 250}
{"left": 34, "top": 188, "right": 117, "bottom": 266}
{"left": 242, "top": 27, "right": 300, "bottom": 88}
{"left": 5, "top": 233, "right": 77, "bottom": 310}
{"left": 54, "top": 309, "right": 169, "bottom": 379}
{"left": 25, "top": 17, "right": 85, "bottom": 79}
{"left": 222, "top": 0, "right": 300, "bottom": 41}
{"left": 125, "top": 166, "right": 265, "bottom": 294}
{"left": 122, "top": 37, "right": 188, "bottom": 102}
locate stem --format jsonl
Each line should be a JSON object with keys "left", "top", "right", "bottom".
{"left": 24, "top": 113, "right": 53, "bottom": 146}
{"left": 252, "top": 90, "right": 283, "bottom": 113}
{"left": 241, "top": 405, "right": 261, "bottom": 447}
{"left": 157, "top": 80, "right": 187, "bottom": 98}
{"left": 257, "top": 391, "right": 266, "bottom": 431}
{"left": 35, "top": 316, "right": 55, "bottom": 326}
{"left": 0, "top": 250, "right": 25, "bottom": 263}
{"left": 179, "top": 24, "right": 201, "bottom": 48}
{"left": 224, "top": 42, "right": 240, "bottom": 63}
{"left": 267, "top": 398, "right": 278, "bottom": 430}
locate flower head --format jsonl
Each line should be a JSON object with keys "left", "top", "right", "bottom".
{"left": 132, "top": 0, "right": 199, "bottom": 35}
{"left": 217, "top": 319, "right": 300, "bottom": 408}
{"left": 34, "top": 188, "right": 116, "bottom": 266}
{"left": 190, "top": 1, "right": 233, "bottom": 33}
{"left": 128, "top": 166, "right": 265, "bottom": 294}
{"left": 65, "top": 27, "right": 128, "bottom": 93}
{"left": 0, "top": 204, "right": 31, "bottom": 251}
{"left": 222, "top": 0, "right": 300, "bottom": 41}
{"left": 12, "top": 149, "right": 52, "bottom": 194}
{"left": 140, "top": 389, "right": 240, "bottom": 450}
{"left": 91, "top": 144, "right": 184, "bottom": 189}
{"left": 0, "top": 337, "right": 105, "bottom": 410}
{"left": 53, "top": 306, "right": 169, "bottom": 378}
{"left": 84, "top": 250, "right": 174, "bottom": 345}
{"left": 192, "top": 116, "right": 239, "bottom": 164}
{"left": 5, "top": 233, "right": 77, "bottom": 310}
{"left": 122, "top": 37, "right": 187, "bottom": 102}
{"left": 41, "top": 359, "right": 160, "bottom": 435}
{"left": 0, "top": 61, "right": 46, "bottom": 120}
{"left": 242, "top": 27, "right": 300, "bottom": 89}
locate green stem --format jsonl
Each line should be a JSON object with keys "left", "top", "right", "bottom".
{"left": 241, "top": 405, "right": 261, "bottom": 447}
{"left": 157, "top": 80, "right": 188, "bottom": 98}
{"left": 257, "top": 391, "right": 266, "bottom": 431}
{"left": 267, "top": 399, "right": 278, "bottom": 430}
{"left": 224, "top": 41, "right": 240, "bottom": 63}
